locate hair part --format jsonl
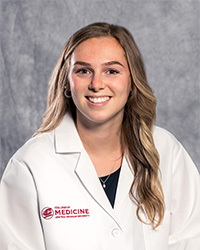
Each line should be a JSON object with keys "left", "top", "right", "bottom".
{"left": 35, "top": 22, "right": 165, "bottom": 229}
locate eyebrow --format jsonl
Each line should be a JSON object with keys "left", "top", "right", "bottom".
{"left": 73, "top": 61, "right": 124, "bottom": 68}
{"left": 73, "top": 61, "right": 91, "bottom": 66}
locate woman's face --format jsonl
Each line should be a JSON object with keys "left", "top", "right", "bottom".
{"left": 68, "top": 36, "right": 131, "bottom": 127}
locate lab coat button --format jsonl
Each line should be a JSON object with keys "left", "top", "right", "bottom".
{"left": 112, "top": 228, "right": 120, "bottom": 237}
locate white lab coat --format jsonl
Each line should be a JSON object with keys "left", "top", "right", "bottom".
{"left": 0, "top": 113, "right": 200, "bottom": 250}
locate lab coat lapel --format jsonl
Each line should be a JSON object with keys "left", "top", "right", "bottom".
{"left": 114, "top": 156, "right": 134, "bottom": 212}
{"left": 75, "top": 149, "right": 120, "bottom": 226}
{"left": 54, "top": 113, "right": 120, "bottom": 227}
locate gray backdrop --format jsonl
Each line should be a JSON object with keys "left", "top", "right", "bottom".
{"left": 0, "top": 0, "right": 199, "bottom": 179}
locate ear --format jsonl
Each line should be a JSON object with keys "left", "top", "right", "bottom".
{"left": 64, "top": 80, "right": 71, "bottom": 91}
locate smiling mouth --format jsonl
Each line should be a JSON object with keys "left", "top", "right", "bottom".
{"left": 87, "top": 96, "right": 110, "bottom": 103}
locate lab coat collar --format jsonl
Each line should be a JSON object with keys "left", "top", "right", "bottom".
{"left": 54, "top": 113, "right": 83, "bottom": 153}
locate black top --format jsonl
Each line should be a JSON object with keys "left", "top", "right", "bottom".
{"left": 99, "top": 167, "right": 121, "bottom": 208}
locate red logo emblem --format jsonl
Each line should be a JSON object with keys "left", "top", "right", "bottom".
{"left": 41, "top": 207, "right": 54, "bottom": 220}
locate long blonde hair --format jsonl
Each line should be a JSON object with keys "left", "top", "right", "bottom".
{"left": 35, "top": 22, "right": 165, "bottom": 229}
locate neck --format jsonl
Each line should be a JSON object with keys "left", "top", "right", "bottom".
{"left": 76, "top": 116, "right": 123, "bottom": 160}
{"left": 75, "top": 115, "right": 124, "bottom": 177}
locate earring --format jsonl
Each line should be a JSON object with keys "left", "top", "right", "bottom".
{"left": 64, "top": 88, "right": 72, "bottom": 98}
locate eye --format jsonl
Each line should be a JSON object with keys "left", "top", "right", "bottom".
{"left": 75, "top": 68, "right": 91, "bottom": 74}
{"left": 106, "top": 69, "right": 119, "bottom": 75}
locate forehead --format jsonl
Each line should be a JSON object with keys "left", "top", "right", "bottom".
{"left": 71, "top": 36, "right": 127, "bottom": 62}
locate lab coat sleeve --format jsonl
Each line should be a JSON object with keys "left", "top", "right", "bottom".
{"left": 0, "top": 157, "right": 46, "bottom": 250}
{"left": 169, "top": 141, "right": 200, "bottom": 250}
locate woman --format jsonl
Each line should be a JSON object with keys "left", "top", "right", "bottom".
{"left": 0, "top": 22, "right": 199, "bottom": 250}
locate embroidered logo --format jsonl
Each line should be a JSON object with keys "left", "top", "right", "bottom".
{"left": 41, "top": 207, "right": 54, "bottom": 220}
{"left": 41, "top": 206, "right": 90, "bottom": 220}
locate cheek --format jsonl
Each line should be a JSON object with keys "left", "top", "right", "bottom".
{"left": 69, "top": 80, "right": 87, "bottom": 104}
{"left": 69, "top": 77, "right": 80, "bottom": 94}
{"left": 125, "top": 77, "right": 132, "bottom": 95}
{"left": 68, "top": 74, "right": 75, "bottom": 90}
{"left": 121, "top": 84, "right": 132, "bottom": 103}
{"left": 69, "top": 75, "right": 88, "bottom": 94}
{"left": 114, "top": 78, "right": 131, "bottom": 97}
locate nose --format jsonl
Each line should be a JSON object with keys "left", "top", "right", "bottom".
{"left": 89, "top": 73, "right": 105, "bottom": 92}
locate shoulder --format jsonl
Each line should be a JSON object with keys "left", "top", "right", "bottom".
{"left": 152, "top": 126, "right": 181, "bottom": 153}
{"left": 153, "top": 126, "right": 178, "bottom": 143}
{"left": 152, "top": 126, "right": 198, "bottom": 175}
{"left": 152, "top": 126, "right": 186, "bottom": 169}
{"left": 13, "top": 130, "right": 55, "bottom": 163}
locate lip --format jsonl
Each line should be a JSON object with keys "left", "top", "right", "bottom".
{"left": 85, "top": 95, "right": 111, "bottom": 107}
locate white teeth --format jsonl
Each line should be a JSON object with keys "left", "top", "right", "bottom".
{"left": 88, "top": 96, "right": 110, "bottom": 103}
